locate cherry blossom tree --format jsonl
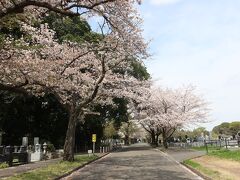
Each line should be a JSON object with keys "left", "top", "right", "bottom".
{"left": 0, "top": 1, "right": 148, "bottom": 161}
{"left": 138, "top": 86, "right": 209, "bottom": 148}
{"left": 0, "top": 0, "right": 142, "bottom": 19}
{"left": 119, "top": 120, "right": 140, "bottom": 145}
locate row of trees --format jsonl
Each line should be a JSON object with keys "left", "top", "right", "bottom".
{"left": 0, "top": 1, "right": 210, "bottom": 160}
{"left": 135, "top": 86, "right": 209, "bottom": 148}
{"left": 0, "top": 0, "right": 148, "bottom": 161}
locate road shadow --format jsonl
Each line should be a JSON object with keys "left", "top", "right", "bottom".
{"left": 116, "top": 144, "right": 153, "bottom": 152}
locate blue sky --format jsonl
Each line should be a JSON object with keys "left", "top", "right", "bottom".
{"left": 137, "top": 0, "right": 240, "bottom": 130}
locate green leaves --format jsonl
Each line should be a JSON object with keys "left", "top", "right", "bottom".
{"left": 212, "top": 121, "right": 240, "bottom": 136}
{"left": 0, "top": 14, "right": 26, "bottom": 39}
{"left": 42, "top": 12, "right": 102, "bottom": 44}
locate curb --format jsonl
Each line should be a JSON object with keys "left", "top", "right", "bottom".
{"left": 181, "top": 162, "right": 211, "bottom": 180}
{"left": 155, "top": 149, "right": 204, "bottom": 180}
{"left": 54, "top": 153, "right": 110, "bottom": 180}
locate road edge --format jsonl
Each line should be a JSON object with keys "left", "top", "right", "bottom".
{"left": 155, "top": 149, "right": 204, "bottom": 180}
{"left": 181, "top": 162, "right": 211, "bottom": 180}
{"left": 54, "top": 153, "right": 110, "bottom": 180}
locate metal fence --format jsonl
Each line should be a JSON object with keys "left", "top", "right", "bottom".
{"left": 0, "top": 146, "right": 28, "bottom": 166}
{"left": 169, "top": 139, "right": 240, "bottom": 153}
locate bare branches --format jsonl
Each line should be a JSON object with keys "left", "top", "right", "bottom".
{"left": 60, "top": 50, "right": 93, "bottom": 75}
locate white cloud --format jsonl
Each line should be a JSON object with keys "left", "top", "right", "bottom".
{"left": 149, "top": 0, "right": 182, "bottom": 6}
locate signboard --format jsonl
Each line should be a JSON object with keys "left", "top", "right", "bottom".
{"left": 92, "top": 134, "right": 96, "bottom": 142}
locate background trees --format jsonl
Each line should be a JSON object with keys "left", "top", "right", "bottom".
{"left": 0, "top": 93, "right": 68, "bottom": 147}
{"left": 172, "top": 127, "right": 209, "bottom": 142}
{"left": 119, "top": 121, "right": 139, "bottom": 145}
{"left": 138, "top": 86, "right": 209, "bottom": 148}
{"left": 212, "top": 122, "right": 240, "bottom": 138}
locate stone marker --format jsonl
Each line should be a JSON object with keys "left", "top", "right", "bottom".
{"left": 34, "top": 137, "right": 39, "bottom": 146}
{"left": 22, "top": 137, "right": 28, "bottom": 146}
{"left": 30, "top": 143, "right": 42, "bottom": 162}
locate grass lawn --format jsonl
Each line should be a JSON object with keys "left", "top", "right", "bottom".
{"left": 209, "top": 149, "right": 240, "bottom": 161}
{"left": 184, "top": 149, "right": 240, "bottom": 179}
{"left": 0, "top": 162, "right": 9, "bottom": 169}
{"left": 5, "top": 155, "right": 98, "bottom": 180}
{"left": 183, "top": 159, "right": 221, "bottom": 179}
{"left": 192, "top": 145, "right": 240, "bottom": 161}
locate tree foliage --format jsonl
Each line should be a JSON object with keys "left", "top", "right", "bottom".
{"left": 137, "top": 86, "right": 209, "bottom": 148}
{"left": 0, "top": 1, "right": 149, "bottom": 162}
{"left": 0, "top": 93, "right": 68, "bottom": 147}
{"left": 212, "top": 121, "right": 240, "bottom": 136}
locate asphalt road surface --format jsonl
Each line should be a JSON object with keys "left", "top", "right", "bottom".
{"left": 63, "top": 143, "right": 202, "bottom": 180}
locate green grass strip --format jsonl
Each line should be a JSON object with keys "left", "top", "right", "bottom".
{"left": 183, "top": 159, "right": 221, "bottom": 179}
{"left": 209, "top": 149, "right": 240, "bottom": 161}
{"left": 6, "top": 155, "right": 97, "bottom": 180}
{"left": 0, "top": 162, "right": 9, "bottom": 169}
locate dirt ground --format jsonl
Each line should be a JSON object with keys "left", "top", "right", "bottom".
{"left": 192, "top": 156, "right": 240, "bottom": 180}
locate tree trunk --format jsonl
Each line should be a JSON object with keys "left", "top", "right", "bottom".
{"left": 151, "top": 131, "right": 156, "bottom": 146}
{"left": 124, "top": 135, "right": 129, "bottom": 145}
{"left": 63, "top": 106, "right": 78, "bottom": 161}
{"left": 155, "top": 134, "right": 159, "bottom": 147}
{"left": 162, "top": 131, "right": 168, "bottom": 149}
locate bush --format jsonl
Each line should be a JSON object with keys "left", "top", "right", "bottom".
{"left": 0, "top": 162, "right": 9, "bottom": 169}
{"left": 47, "top": 143, "right": 56, "bottom": 152}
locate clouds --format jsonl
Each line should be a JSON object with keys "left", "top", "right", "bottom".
{"left": 139, "top": 0, "right": 240, "bottom": 130}
{"left": 149, "top": 0, "right": 182, "bottom": 6}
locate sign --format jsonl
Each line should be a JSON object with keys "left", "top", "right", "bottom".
{"left": 92, "top": 134, "right": 96, "bottom": 142}
{"left": 88, "top": 150, "right": 93, "bottom": 157}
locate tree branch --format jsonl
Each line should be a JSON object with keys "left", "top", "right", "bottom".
{"left": 0, "top": 82, "right": 28, "bottom": 95}
{"left": 0, "top": 0, "right": 115, "bottom": 18}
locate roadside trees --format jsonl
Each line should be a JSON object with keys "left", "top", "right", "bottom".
{"left": 0, "top": 1, "right": 148, "bottom": 161}
{"left": 119, "top": 121, "right": 139, "bottom": 145}
{"left": 138, "top": 86, "right": 209, "bottom": 148}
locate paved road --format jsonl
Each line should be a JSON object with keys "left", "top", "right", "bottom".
{"left": 63, "top": 143, "right": 202, "bottom": 180}
{"left": 163, "top": 148, "right": 206, "bottom": 162}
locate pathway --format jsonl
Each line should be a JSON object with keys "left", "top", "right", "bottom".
{"left": 63, "top": 143, "right": 202, "bottom": 180}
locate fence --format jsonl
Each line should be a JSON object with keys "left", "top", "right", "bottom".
{"left": 204, "top": 139, "right": 240, "bottom": 153}
{"left": 169, "top": 141, "right": 205, "bottom": 148}
{"left": 0, "top": 146, "right": 28, "bottom": 166}
{"left": 169, "top": 139, "right": 240, "bottom": 153}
